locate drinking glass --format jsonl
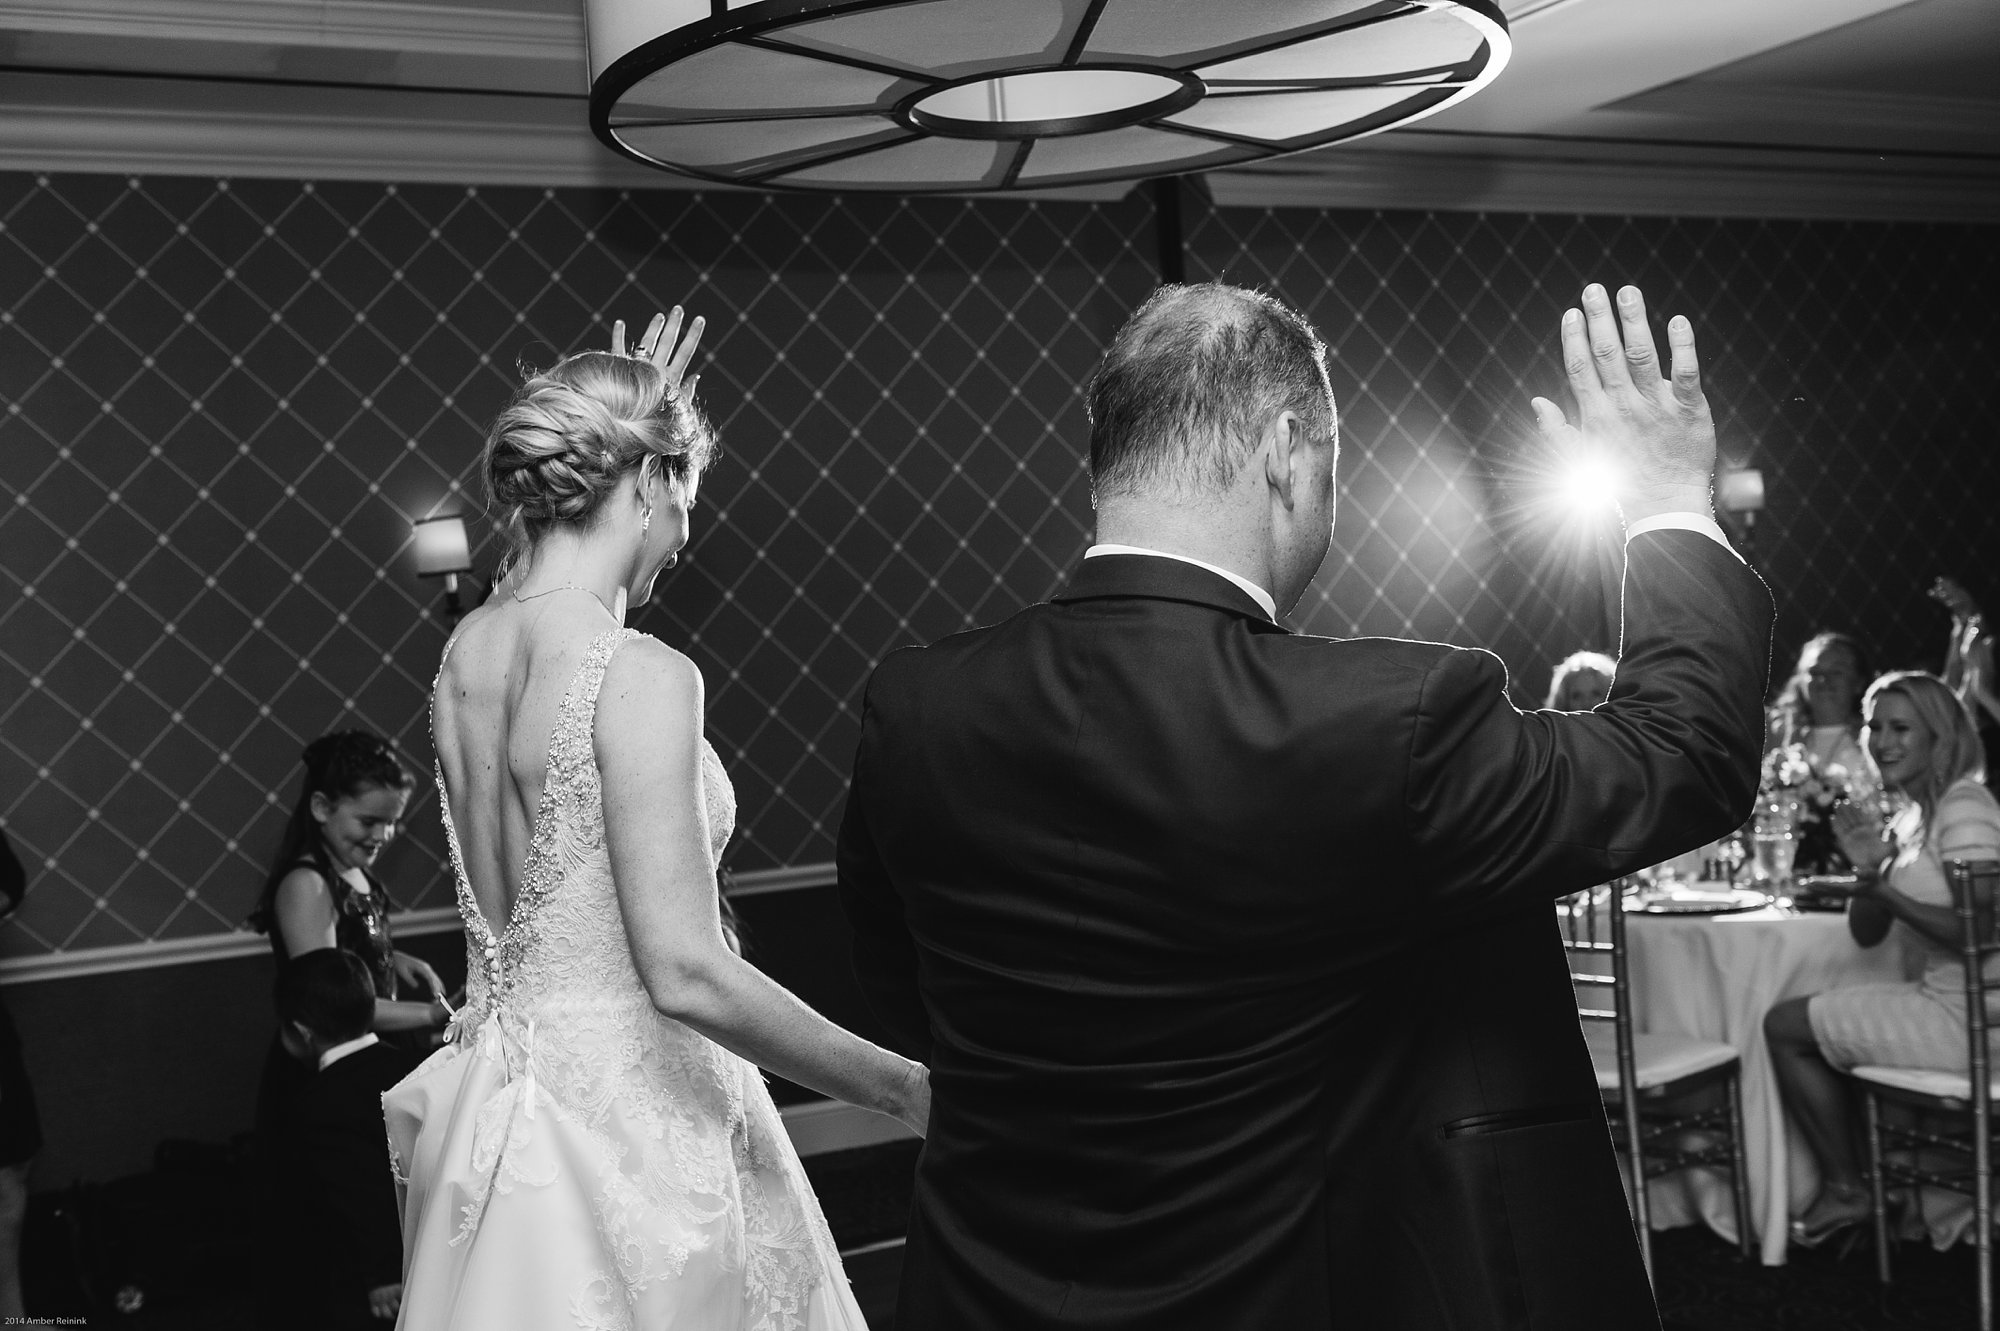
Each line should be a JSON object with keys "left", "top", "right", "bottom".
{"left": 1752, "top": 827, "right": 1797, "bottom": 888}
{"left": 1751, "top": 799, "right": 1798, "bottom": 894}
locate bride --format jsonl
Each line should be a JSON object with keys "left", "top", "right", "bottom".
{"left": 384, "top": 309, "right": 928, "bottom": 1330}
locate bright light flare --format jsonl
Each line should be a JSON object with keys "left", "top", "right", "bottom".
{"left": 1555, "top": 455, "right": 1622, "bottom": 515}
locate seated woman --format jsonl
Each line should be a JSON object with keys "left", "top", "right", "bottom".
{"left": 1768, "top": 631, "right": 1871, "bottom": 775}
{"left": 1767, "top": 631, "right": 1874, "bottom": 871}
{"left": 1763, "top": 671, "right": 2000, "bottom": 1246}
{"left": 1545, "top": 649, "right": 1616, "bottom": 711}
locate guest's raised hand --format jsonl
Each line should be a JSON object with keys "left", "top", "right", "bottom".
{"left": 1530, "top": 283, "right": 1717, "bottom": 523}
{"left": 611, "top": 306, "right": 705, "bottom": 404}
{"left": 1930, "top": 575, "right": 1980, "bottom": 621}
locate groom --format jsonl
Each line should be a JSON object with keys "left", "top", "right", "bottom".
{"left": 838, "top": 282, "right": 1772, "bottom": 1329}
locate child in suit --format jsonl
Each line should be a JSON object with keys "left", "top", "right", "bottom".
{"left": 259, "top": 948, "right": 422, "bottom": 1329}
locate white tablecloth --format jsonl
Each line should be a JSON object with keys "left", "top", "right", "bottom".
{"left": 1622, "top": 907, "right": 1920, "bottom": 1265}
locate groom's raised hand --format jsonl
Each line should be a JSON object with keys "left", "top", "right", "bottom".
{"left": 1531, "top": 283, "right": 1717, "bottom": 524}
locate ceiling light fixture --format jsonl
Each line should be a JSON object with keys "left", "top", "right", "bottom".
{"left": 587, "top": 0, "right": 1511, "bottom": 194}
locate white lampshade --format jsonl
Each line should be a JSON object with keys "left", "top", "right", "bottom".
{"left": 586, "top": 0, "right": 1510, "bottom": 193}
{"left": 412, "top": 515, "right": 473, "bottom": 577}
{"left": 1717, "top": 469, "right": 1765, "bottom": 515}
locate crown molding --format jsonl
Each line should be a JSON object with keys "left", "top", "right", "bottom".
{"left": 0, "top": 77, "right": 671, "bottom": 188}
{"left": 0, "top": 0, "right": 580, "bottom": 59}
{"left": 1209, "top": 135, "right": 2000, "bottom": 223}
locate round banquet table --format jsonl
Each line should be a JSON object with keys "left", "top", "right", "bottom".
{"left": 1620, "top": 905, "right": 1922, "bottom": 1265}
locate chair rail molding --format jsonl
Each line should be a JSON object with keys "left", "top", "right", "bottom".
{"left": 0, "top": 862, "right": 839, "bottom": 986}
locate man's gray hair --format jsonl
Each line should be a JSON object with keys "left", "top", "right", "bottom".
{"left": 1086, "top": 283, "right": 1336, "bottom": 501}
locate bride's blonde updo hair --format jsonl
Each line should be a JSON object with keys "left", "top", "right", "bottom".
{"left": 484, "top": 351, "right": 717, "bottom": 550}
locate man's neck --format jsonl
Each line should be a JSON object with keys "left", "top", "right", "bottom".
{"left": 1093, "top": 501, "right": 1271, "bottom": 599}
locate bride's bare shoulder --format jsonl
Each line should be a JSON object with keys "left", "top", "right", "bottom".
{"left": 602, "top": 632, "right": 701, "bottom": 701}
{"left": 595, "top": 637, "right": 702, "bottom": 767}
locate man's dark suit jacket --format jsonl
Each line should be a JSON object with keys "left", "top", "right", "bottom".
{"left": 258, "top": 1041, "right": 418, "bottom": 1331}
{"left": 838, "top": 530, "right": 1772, "bottom": 1330}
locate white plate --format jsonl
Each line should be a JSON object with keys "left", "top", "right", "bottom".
{"left": 1628, "top": 884, "right": 1772, "bottom": 915}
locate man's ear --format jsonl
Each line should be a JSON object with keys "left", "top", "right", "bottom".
{"left": 1261, "top": 412, "right": 1303, "bottom": 512}
{"left": 281, "top": 1019, "right": 317, "bottom": 1063}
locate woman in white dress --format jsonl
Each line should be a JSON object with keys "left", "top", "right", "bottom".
{"left": 1763, "top": 671, "right": 2000, "bottom": 1247}
{"left": 384, "top": 310, "right": 928, "bottom": 1330}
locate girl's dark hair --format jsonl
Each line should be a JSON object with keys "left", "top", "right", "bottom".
{"left": 249, "top": 730, "right": 415, "bottom": 933}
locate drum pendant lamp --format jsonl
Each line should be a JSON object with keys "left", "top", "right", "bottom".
{"left": 586, "top": 0, "right": 1511, "bottom": 193}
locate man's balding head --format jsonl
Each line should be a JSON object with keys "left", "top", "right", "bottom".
{"left": 1086, "top": 284, "right": 1336, "bottom": 503}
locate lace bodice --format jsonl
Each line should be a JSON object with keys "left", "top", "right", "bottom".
{"left": 438, "top": 628, "right": 736, "bottom": 1021}
{"left": 402, "top": 626, "right": 841, "bottom": 1330}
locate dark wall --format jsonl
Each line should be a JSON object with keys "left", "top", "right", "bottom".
{"left": 3, "top": 168, "right": 1997, "bottom": 1186}
{"left": 6, "top": 176, "right": 1994, "bottom": 970}
{"left": 0, "top": 174, "right": 1154, "bottom": 959}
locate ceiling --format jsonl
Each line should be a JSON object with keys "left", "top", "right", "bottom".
{"left": 1, "top": 0, "right": 1995, "bottom": 219}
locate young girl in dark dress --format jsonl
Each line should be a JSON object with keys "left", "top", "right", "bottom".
{"left": 250, "top": 731, "right": 449, "bottom": 1330}
{"left": 250, "top": 733, "right": 448, "bottom": 1129}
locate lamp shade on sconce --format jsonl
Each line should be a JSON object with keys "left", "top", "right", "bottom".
{"left": 413, "top": 515, "right": 473, "bottom": 578}
{"left": 586, "top": 0, "right": 1511, "bottom": 193}
{"left": 1717, "top": 468, "right": 1766, "bottom": 515}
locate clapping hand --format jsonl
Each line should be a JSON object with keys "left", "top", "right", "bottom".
{"left": 1830, "top": 801, "right": 1889, "bottom": 878}
{"left": 1531, "top": 284, "right": 1717, "bottom": 523}
{"left": 612, "top": 306, "right": 705, "bottom": 403}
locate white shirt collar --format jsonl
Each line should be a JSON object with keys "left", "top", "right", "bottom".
{"left": 1084, "top": 544, "right": 1278, "bottom": 620}
{"left": 318, "top": 1031, "right": 380, "bottom": 1071}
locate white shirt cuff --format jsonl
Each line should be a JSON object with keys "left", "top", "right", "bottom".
{"left": 1625, "top": 512, "right": 1742, "bottom": 563}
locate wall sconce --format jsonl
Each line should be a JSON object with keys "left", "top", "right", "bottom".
{"left": 413, "top": 514, "right": 475, "bottom": 618}
{"left": 1717, "top": 468, "right": 1765, "bottom": 559}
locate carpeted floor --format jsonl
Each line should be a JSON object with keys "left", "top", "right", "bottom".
{"left": 1653, "top": 1223, "right": 1983, "bottom": 1330}
{"left": 836, "top": 1225, "right": 1988, "bottom": 1331}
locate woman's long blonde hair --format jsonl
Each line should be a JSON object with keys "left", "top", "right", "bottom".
{"left": 1864, "top": 670, "right": 1985, "bottom": 836}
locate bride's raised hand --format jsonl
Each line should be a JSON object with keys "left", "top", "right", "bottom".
{"left": 611, "top": 306, "right": 705, "bottom": 403}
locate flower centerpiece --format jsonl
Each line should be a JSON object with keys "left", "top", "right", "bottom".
{"left": 1758, "top": 742, "right": 1878, "bottom": 875}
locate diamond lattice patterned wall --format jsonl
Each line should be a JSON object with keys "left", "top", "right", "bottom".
{"left": 3, "top": 171, "right": 1996, "bottom": 962}
{"left": 0, "top": 173, "right": 1155, "bottom": 958}
{"left": 1187, "top": 203, "right": 2000, "bottom": 681}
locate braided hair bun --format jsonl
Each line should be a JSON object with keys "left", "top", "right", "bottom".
{"left": 485, "top": 351, "right": 717, "bottom": 549}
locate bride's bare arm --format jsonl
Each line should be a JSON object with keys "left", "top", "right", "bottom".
{"left": 596, "top": 639, "right": 928, "bottom": 1134}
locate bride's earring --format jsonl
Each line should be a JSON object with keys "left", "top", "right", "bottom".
{"left": 641, "top": 501, "right": 652, "bottom": 537}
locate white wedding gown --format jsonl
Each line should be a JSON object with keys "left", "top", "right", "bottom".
{"left": 384, "top": 628, "right": 867, "bottom": 1331}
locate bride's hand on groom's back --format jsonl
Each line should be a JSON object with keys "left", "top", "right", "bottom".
{"left": 897, "top": 1062, "right": 932, "bottom": 1139}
